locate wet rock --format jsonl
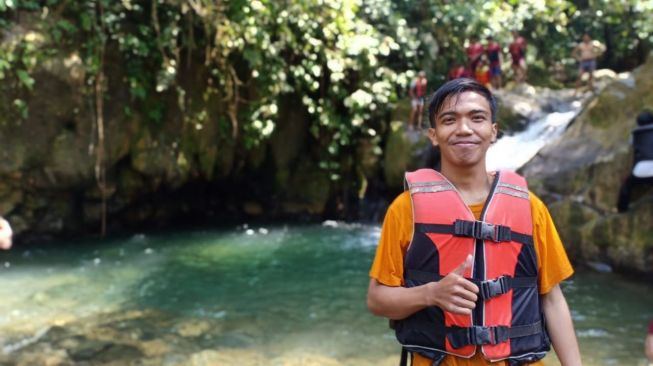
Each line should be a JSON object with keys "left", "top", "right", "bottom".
{"left": 383, "top": 122, "right": 434, "bottom": 190}
{"left": 70, "top": 341, "right": 143, "bottom": 363}
{"left": 186, "top": 349, "right": 267, "bottom": 366}
{"left": 174, "top": 319, "right": 211, "bottom": 338}
{"left": 522, "top": 54, "right": 653, "bottom": 275}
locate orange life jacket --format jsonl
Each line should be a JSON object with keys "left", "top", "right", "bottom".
{"left": 395, "top": 169, "right": 550, "bottom": 365}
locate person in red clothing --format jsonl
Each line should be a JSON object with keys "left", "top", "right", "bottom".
{"left": 508, "top": 31, "right": 527, "bottom": 83}
{"left": 485, "top": 35, "right": 502, "bottom": 89}
{"left": 409, "top": 71, "right": 428, "bottom": 129}
{"left": 646, "top": 320, "right": 653, "bottom": 363}
{"left": 466, "top": 36, "right": 484, "bottom": 77}
{"left": 448, "top": 63, "right": 468, "bottom": 81}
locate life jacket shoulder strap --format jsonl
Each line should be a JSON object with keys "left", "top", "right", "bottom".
{"left": 404, "top": 169, "right": 455, "bottom": 195}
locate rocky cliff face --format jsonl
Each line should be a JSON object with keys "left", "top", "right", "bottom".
{"left": 0, "top": 48, "right": 335, "bottom": 239}
{"left": 521, "top": 56, "right": 653, "bottom": 275}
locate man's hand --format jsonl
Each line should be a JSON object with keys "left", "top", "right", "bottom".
{"left": 426, "top": 254, "right": 479, "bottom": 314}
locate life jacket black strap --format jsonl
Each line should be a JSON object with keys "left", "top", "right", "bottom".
{"left": 416, "top": 221, "right": 534, "bottom": 246}
{"left": 405, "top": 270, "right": 537, "bottom": 300}
{"left": 477, "top": 275, "right": 537, "bottom": 300}
{"left": 400, "top": 347, "right": 408, "bottom": 366}
{"left": 446, "top": 321, "right": 543, "bottom": 349}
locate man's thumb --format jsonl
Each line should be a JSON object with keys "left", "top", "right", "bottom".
{"left": 452, "top": 254, "right": 473, "bottom": 276}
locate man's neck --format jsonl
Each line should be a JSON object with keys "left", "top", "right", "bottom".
{"left": 440, "top": 164, "right": 492, "bottom": 205}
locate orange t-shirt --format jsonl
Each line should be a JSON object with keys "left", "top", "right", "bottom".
{"left": 369, "top": 191, "right": 574, "bottom": 366}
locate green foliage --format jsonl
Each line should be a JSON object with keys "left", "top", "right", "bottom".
{"left": 0, "top": 0, "right": 651, "bottom": 185}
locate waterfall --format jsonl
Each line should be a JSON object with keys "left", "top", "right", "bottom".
{"left": 486, "top": 100, "right": 584, "bottom": 172}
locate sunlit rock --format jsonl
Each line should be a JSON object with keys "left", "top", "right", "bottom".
{"left": 522, "top": 54, "right": 653, "bottom": 274}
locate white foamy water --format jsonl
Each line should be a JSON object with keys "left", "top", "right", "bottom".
{"left": 487, "top": 100, "right": 583, "bottom": 172}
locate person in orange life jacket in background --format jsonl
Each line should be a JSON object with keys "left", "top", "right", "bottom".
{"left": 409, "top": 71, "right": 428, "bottom": 129}
{"left": 474, "top": 56, "right": 491, "bottom": 88}
{"left": 0, "top": 216, "right": 13, "bottom": 250}
{"left": 485, "top": 35, "right": 502, "bottom": 90}
{"left": 367, "top": 78, "right": 582, "bottom": 366}
{"left": 508, "top": 31, "right": 527, "bottom": 83}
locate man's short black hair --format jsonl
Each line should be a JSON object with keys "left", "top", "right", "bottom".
{"left": 427, "top": 78, "right": 497, "bottom": 127}
{"left": 636, "top": 110, "right": 653, "bottom": 126}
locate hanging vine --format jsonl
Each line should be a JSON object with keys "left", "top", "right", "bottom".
{"left": 92, "top": 0, "right": 107, "bottom": 237}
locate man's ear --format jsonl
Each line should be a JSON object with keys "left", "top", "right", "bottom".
{"left": 491, "top": 122, "right": 498, "bottom": 143}
{"left": 427, "top": 126, "right": 439, "bottom": 146}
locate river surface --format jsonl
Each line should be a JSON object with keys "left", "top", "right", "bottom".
{"left": 0, "top": 224, "right": 651, "bottom": 365}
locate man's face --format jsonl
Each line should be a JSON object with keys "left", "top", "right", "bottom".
{"left": 583, "top": 34, "right": 591, "bottom": 43}
{"left": 428, "top": 91, "right": 497, "bottom": 169}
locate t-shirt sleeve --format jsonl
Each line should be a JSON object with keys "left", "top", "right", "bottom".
{"left": 369, "top": 191, "right": 413, "bottom": 287}
{"left": 530, "top": 192, "right": 574, "bottom": 294}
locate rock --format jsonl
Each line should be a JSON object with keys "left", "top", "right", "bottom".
{"left": 174, "top": 319, "right": 211, "bottom": 338}
{"left": 521, "top": 54, "right": 653, "bottom": 274}
{"left": 186, "top": 349, "right": 266, "bottom": 366}
{"left": 383, "top": 122, "right": 435, "bottom": 190}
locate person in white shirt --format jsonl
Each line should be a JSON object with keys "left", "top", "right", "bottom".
{"left": 617, "top": 110, "right": 653, "bottom": 212}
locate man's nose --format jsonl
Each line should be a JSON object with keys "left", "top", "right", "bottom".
{"left": 456, "top": 119, "right": 473, "bottom": 134}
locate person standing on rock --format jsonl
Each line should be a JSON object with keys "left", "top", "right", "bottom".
{"left": 508, "top": 31, "right": 527, "bottom": 83}
{"left": 0, "top": 216, "right": 13, "bottom": 250}
{"left": 409, "top": 71, "right": 428, "bottom": 129}
{"left": 485, "top": 35, "right": 502, "bottom": 90}
{"left": 466, "top": 36, "right": 484, "bottom": 79}
{"left": 367, "top": 78, "right": 582, "bottom": 366}
{"left": 617, "top": 110, "right": 653, "bottom": 212}
{"left": 572, "top": 33, "right": 605, "bottom": 96}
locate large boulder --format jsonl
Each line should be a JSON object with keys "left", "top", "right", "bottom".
{"left": 521, "top": 55, "right": 653, "bottom": 274}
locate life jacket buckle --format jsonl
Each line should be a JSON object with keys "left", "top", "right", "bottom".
{"left": 480, "top": 276, "right": 511, "bottom": 300}
{"left": 470, "top": 325, "right": 510, "bottom": 345}
{"left": 453, "top": 220, "right": 512, "bottom": 242}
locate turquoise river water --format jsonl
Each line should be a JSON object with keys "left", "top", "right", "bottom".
{"left": 0, "top": 223, "right": 651, "bottom": 365}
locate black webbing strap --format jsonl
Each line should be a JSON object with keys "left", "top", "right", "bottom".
{"left": 476, "top": 275, "right": 537, "bottom": 300}
{"left": 446, "top": 321, "right": 543, "bottom": 349}
{"left": 400, "top": 347, "right": 408, "bottom": 366}
{"left": 415, "top": 221, "right": 534, "bottom": 246}
{"left": 405, "top": 270, "right": 537, "bottom": 300}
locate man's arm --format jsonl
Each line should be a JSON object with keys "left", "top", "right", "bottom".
{"left": 542, "top": 284, "right": 582, "bottom": 366}
{"left": 367, "top": 254, "right": 478, "bottom": 320}
{"left": 571, "top": 45, "right": 580, "bottom": 60}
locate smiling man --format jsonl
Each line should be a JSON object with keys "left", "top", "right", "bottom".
{"left": 367, "top": 78, "right": 582, "bottom": 366}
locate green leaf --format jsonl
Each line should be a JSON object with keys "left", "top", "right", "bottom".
{"left": 16, "top": 70, "right": 34, "bottom": 90}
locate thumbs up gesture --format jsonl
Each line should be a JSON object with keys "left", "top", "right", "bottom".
{"left": 425, "top": 254, "right": 479, "bottom": 314}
